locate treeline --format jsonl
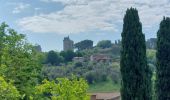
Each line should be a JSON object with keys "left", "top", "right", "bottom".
{"left": 120, "top": 8, "right": 170, "bottom": 100}
{"left": 45, "top": 50, "right": 83, "bottom": 66}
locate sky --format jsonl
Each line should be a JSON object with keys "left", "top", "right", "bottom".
{"left": 0, "top": 0, "right": 170, "bottom": 51}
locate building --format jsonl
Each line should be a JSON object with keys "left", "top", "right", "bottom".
{"left": 146, "top": 38, "right": 157, "bottom": 49}
{"left": 90, "top": 54, "right": 111, "bottom": 62}
{"left": 73, "top": 57, "right": 85, "bottom": 62}
{"left": 63, "top": 36, "right": 74, "bottom": 51}
{"left": 34, "top": 44, "right": 42, "bottom": 52}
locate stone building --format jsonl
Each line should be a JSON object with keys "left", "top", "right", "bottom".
{"left": 73, "top": 57, "right": 85, "bottom": 62}
{"left": 90, "top": 54, "right": 111, "bottom": 62}
{"left": 34, "top": 44, "right": 42, "bottom": 52}
{"left": 63, "top": 36, "right": 74, "bottom": 51}
{"left": 146, "top": 38, "right": 157, "bottom": 49}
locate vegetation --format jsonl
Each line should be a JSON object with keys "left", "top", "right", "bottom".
{"left": 0, "top": 76, "right": 20, "bottom": 100}
{"left": 41, "top": 62, "right": 121, "bottom": 84}
{"left": 97, "top": 40, "right": 112, "bottom": 49}
{"left": 88, "top": 79, "right": 120, "bottom": 93}
{"left": 60, "top": 50, "right": 76, "bottom": 62}
{"left": 35, "top": 77, "right": 89, "bottom": 100}
{"left": 74, "top": 40, "right": 93, "bottom": 51}
{"left": 120, "top": 8, "right": 152, "bottom": 100}
{"left": 46, "top": 50, "right": 63, "bottom": 66}
{"left": 0, "top": 22, "right": 41, "bottom": 99}
{"left": 156, "top": 17, "right": 170, "bottom": 100}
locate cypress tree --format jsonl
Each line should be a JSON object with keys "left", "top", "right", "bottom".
{"left": 156, "top": 17, "right": 170, "bottom": 100}
{"left": 120, "top": 8, "right": 152, "bottom": 100}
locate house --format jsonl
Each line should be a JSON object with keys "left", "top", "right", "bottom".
{"left": 90, "top": 54, "right": 111, "bottom": 62}
{"left": 73, "top": 57, "right": 85, "bottom": 62}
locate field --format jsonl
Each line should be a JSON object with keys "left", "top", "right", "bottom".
{"left": 88, "top": 80, "right": 120, "bottom": 93}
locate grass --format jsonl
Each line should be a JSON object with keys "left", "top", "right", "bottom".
{"left": 88, "top": 80, "right": 120, "bottom": 93}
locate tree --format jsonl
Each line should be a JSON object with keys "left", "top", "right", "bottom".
{"left": 120, "top": 8, "right": 152, "bottom": 100}
{"left": 0, "top": 22, "right": 7, "bottom": 68}
{"left": 46, "top": 50, "right": 63, "bottom": 65}
{"left": 0, "top": 23, "right": 41, "bottom": 99}
{"left": 97, "top": 40, "right": 112, "bottom": 49}
{"left": 35, "top": 77, "right": 89, "bottom": 100}
{"left": 60, "top": 50, "right": 76, "bottom": 62}
{"left": 156, "top": 17, "right": 170, "bottom": 100}
{"left": 74, "top": 40, "right": 93, "bottom": 51}
{"left": 0, "top": 76, "right": 20, "bottom": 100}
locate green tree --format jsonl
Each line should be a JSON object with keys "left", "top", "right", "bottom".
{"left": 0, "top": 23, "right": 41, "bottom": 99}
{"left": 97, "top": 40, "right": 112, "bottom": 49}
{"left": 0, "top": 76, "right": 20, "bottom": 100}
{"left": 0, "top": 22, "right": 8, "bottom": 68}
{"left": 120, "top": 8, "right": 152, "bottom": 100}
{"left": 60, "top": 50, "right": 76, "bottom": 62}
{"left": 35, "top": 77, "right": 89, "bottom": 100}
{"left": 74, "top": 40, "right": 93, "bottom": 51}
{"left": 46, "top": 50, "right": 63, "bottom": 65}
{"left": 156, "top": 17, "right": 170, "bottom": 100}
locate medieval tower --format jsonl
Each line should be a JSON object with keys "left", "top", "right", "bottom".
{"left": 63, "top": 36, "right": 74, "bottom": 51}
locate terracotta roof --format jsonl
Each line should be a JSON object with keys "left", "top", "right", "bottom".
{"left": 90, "top": 92, "right": 120, "bottom": 100}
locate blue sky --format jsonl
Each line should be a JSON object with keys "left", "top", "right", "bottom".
{"left": 0, "top": 0, "right": 170, "bottom": 51}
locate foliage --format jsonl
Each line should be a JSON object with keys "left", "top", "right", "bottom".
{"left": 147, "top": 50, "right": 156, "bottom": 62}
{"left": 0, "top": 76, "right": 20, "bottom": 100}
{"left": 156, "top": 17, "right": 170, "bottom": 100}
{"left": 46, "top": 50, "right": 63, "bottom": 65}
{"left": 35, "top": 77, "right": 89, "bottom": 100}
{"left": 74, "top": 40, "right": 93, "bottom": 51}
{"left": 97, "top": 40, "right": 112, "bottom": 49}
{"left": 120, "top": 8, "right": 152, "bottom": 100}
{"left": 60, "top": 50, "right": 76, "bottom": 62}
{"left": 0, "top": 22, "right": 41, "bottom": 99}
{"left": 111, "top": 45, "right": 121, "bottom": 56}
{"left": 41, "top": 66, "right": 68, "bottom": 81}
{"left": 41, "top": 61, "right": 121, "bottom": 86}
{"left": 88, "top": 79, "right": 120, "bottom": 93}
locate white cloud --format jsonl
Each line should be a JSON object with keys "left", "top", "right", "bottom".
{"left": 12, "top": 3, "right": 30, "bottom": 14}
{"left": 17, "top": 0, "right": 170, "bottom": 34}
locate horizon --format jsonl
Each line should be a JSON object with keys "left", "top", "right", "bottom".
{"left": 1, "top": 0, "right": 169, "bottom": 51}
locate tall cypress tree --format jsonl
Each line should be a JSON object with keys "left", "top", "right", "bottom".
{"left": 120, "top": 8, "right": 152, "bottom": 100}
{"left": 156, "top": 17, "right": 170, "bottom": 100}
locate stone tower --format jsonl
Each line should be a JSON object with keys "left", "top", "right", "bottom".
{"left": 63, "top": 36, "right": 74, "bottom": 51}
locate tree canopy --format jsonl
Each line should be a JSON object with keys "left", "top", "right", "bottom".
{"left": 97, "top": 40, "right": 112, "bottom": 49}
{"left": 74, "top": 40, "right": 93, "bottom": 51}
{"left": 0, "top": 76, "right": 20, "bottom": 100}
{"left": 46, "top": 50, "right": 63, "bottom": 65}
{"left": 35, "top": 77, "right": 89, "bottom": 100}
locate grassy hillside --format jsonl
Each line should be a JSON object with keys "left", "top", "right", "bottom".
{"left": 88, "top": 80, "right": 120, "bottom": 93}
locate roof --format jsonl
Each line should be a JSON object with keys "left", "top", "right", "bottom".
{"left": 90, "top": 92, "right": 120, "bottom": 100}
